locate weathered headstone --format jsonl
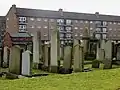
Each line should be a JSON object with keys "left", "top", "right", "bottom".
{"left": 9, "top": 45, "right": 21, "bottom": 75}
{"left": 104, "top": 40, "right": 112, "bottom": 69}
{"left": 63, "top": 46, "right": 72, "bottom": 69}
{"left": 3, "top": 46, "right": 9, "bottom": 68}
{"left": 73, "top": 39, "right": 84, "bottom": 72}
{"left": 33, "top": 32, "right": 40, "bottom": 69}
{"left": 22, "top": 50, "right": 32, "bottom": 76}
{"left": 117, "top": 46, "right": 120, "bottom": 60}
{"left": 50, "top": 29, "right": 60, "bottom": 73}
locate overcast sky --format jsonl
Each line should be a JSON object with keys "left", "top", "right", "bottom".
{"left": 0, "top": 0, "right": 120, "bottom": 16}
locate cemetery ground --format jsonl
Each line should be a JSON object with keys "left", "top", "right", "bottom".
{"left": 1, "top": 64, "right": 120, "bottom": 90}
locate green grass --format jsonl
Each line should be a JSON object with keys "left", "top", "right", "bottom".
{"left": 1, "top": 65, "right": 120, "bottom": 90}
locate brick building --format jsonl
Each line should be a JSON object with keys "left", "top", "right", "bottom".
{"left": 5, "top": 4, "right": 120, "bottom": 44}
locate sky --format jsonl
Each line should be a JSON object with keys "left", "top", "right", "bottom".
{"left": 0, "top": 0, "right": 120, "bottom": 16}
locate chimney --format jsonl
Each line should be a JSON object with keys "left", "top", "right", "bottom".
{"left": 12, "top": 4, "right": 16, "bottom": 13}
{"left": 59, "top": 8, "right": 63, "bottom": 16}
{"left": 12, "top": 4, "right": 16, "bottom": 8}
{"left": 95, "top": 12, "right": 99, "bottom": 18}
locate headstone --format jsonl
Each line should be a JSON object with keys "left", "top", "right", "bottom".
{"left": 3, "top": 46, "right": 9, "bottom": 68}
{"left": 60, "top": 46, "right": 64, "bottom": 60}
{"left": 22, "top": 50, "right": 32, "bottom": 76}
{"left": 104, "top": 40, "right": 112, "bottom": 69}
{"left": 116, "top": 46, "right": 120, "bottom": 60}
{"left": 101, "top": 40, "right": 105, "bottom": 49}
{"left": 63, "top": 46, "right": 72, "bottom": 69}
{"left": 33, "top": 32, "right": 40, "bottom": 69}
{"left": 50, "top": 29, "right": 60, "bottom": 73}
{"left": 73, "top": 39, "right": 84, "bottom": 72}
{"left": 0, "top": 51, "right": 2, "bottom": 67}
{"left": 9, "top": 45, "right": 21, "bottom": 75}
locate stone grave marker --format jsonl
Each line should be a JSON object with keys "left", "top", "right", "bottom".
{"left": 9, "top": 45, "right": 21, "bottom": 75}
{"left": 50, "top": 29, "right": 60, "bottom": 73}
{"left": 22, "top": 50, "right": 32, "bottom": 76}
{"left": 73, "top": 39, "right": 84, "bottom": 72}
{"left": 63, "top": 45, "right": 72, "bottom": 69}
{"left": 104, "top": 40, "right": 112, "bottom": 69}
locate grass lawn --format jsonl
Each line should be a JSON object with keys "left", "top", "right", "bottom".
{"left": 0, "top": 65, "right": 120, "bottom": 90}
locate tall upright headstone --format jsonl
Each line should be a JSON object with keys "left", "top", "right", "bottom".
{"left": 73, "top": 39, "right": 84, "bottom": 72}
{"left": 9, "top": 45, "right": 21, "bottom": 75}
{"left": 3, "top": 46, "right": 9, "bottom": 68}
{"left": 44, "top": 43, "right": 49, "bottom": 67}
{"left": 33, "top": 31, "right": 40, "bottom": 69}
{"left": 22, "top": 50, "right": 32, "bottom": 76}
{"left": 63, "top": 45, "right": 72, "bottom": 69}
{"left": 50, "top": 29, "right": 60, "bottom": 73}
{"left": 104, "top": 40, "right": 112, "bottom": 69}
{"left": 117, "top": 46, "right": 120, "bottom": 60}
{"left": 0, "top": 50, "right": 2, "bottom": 67}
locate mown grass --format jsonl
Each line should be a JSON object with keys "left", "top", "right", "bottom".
{"left": 0, "top": 64, "right": 120, "bottom": 90}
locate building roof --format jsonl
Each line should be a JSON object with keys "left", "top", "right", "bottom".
{"left": 16, "top": 7, "right": 120, "bottom": 22}
{"left": 10, "top": 32, "right": 32, "bottom": 38}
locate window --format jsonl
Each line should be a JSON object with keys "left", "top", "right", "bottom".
{"left": 30, "top": 18, "right": 34, "bottom": 21}
{"left": 96, "top": 28, "right": 101, "bottom": 32}
{"left": 80, "top": 28, "right": 83, "bottom": 30}
{"left": 60, "top": 33, "right": 64, "bottom": 38}
{"left": 44, "top": 18, "right": 48, "bottom": 22}
{"left": 31, "top": 25, "right": 34, "bottom": 28}
{"left": 103, "top": 34, "right": 107, "bottom": 39}
{"left": 80, "top": 34, "right": 83, "bottom": 37}
{"left": 44, "top": 26, "right": 48, "bottom": 28}
{"left": 66, "top": 27, "right": 72, "bottom": 32}
{"left": 7, "top": 18, "right": 9, "bottom": 21}
{"left": 103, "top": 28, "right": 107, "bottom": 32}
{"left": 50, "top": 19, "right": 54, "bottom": 22}
{"left": 90, "top": 28, "right": 93, "bottom": 30}
{"left": 75, "top": 20, "right": 78, "bottom": 23}
{"left": 90, "top": 21, "right": 93, "bottom": 23}
{"left": 66, "top": 34, "right": 72, "bottom": 38}
{"left": 19, "top": 25, "right": 26, "bottom": 29}
{"left": 37, "top": 18, "right": 41, "bottom": 21}
{"left": 109, "top": 28, "right": 112, "bottom": 31}
{"left": 66, "top": 20, "right": 72, "bottom": 25}
{"left": 103, "top": 21, "right": 107, "bottom": 26}
{"left": 57, "top": 19, "right": 64, "bottom": 24}
{"left": 37, "top": 26, "right": 41, "bottom": 28}
{"left": 95, "top": 34, "right": 101, "bottom": 39}
{"left": 75, "top": 34, "right": 78, "bottom": 37}
{"left": 114, "top": 22, "right": 116, "bottom": 24}
{"left": 61, "top": 41, "right": 64, "bottom": 44}
{"left": 109, "top": 22, "right": 112, "bottom": 24}
{"left": 80, "top": 20, "right": 83, "bottom": 23}
{"left": 19, "top": 17, "right": 26, "bottom": 21}
{"left": 74, "top": 27, "right": 78, "bottom": 30}
{"left": 118, "top": 22, "right": 120, "bottom": 25}
{"left": 44, "top": 34, "right": 48, "bottom": 36}
{"left": 85, "top": 21, "right": 88, "bottom": 23}
{"left": 58, "top": 26, "right": 64, "bottom": 31}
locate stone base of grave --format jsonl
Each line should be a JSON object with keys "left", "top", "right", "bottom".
{"left": 50, "top": 66, "right": 58, "bottom": 73}
{"left": 92, "top": 60, "right": 100, "bottom": 68}
{"left": 6, "top": 72, "right": 19, "bottom": 79}
{"left": 58, "top": 68, "right": 73, "bottom": 74}
{"left": 74, "top": 68, "right": 83, "bottom": 72}
{"left": 2, "top": 62, "right": 8, "bottom": 68}
{"left": 103, "top": 59, "right": 112, "bottom": 69}
{"left": 33, "top": 63, "right": 39, "bottom": 69}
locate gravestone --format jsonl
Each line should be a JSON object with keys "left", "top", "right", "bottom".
{"left": 3, "top": 46, "right": 9, "bottom": 68}
{"left": 0, "top": 50, "right": 2, "bottom": 67}
{"left": 63, "top": 46, "right": 72, "bottom": 69}
{"left": 9, "top": 45, "right": 21, "bottom": 75}
{"left": 33, "top": 32, "right": 40, "bottom": 69}
{"left": 104, "top": 40, "right": 112, "bottom": 69}
{"left": 117, "top": 46, "right": 120, "bottom": 60}
{"left": 73, "top": 39, "right": 84, "bottom": 72}
{"left": 22, "top": 50, "right": 32, "bottom": 76}
{"left": 50, "top": 29, "right": 60, "bottom": 73}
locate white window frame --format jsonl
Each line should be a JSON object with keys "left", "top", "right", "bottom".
{"left": 75, "top": 20, "right": 78, "bottom": 23}
{"left": 80, "top": 20, "right": 83, "bottom": 23}
{"left": 37, "top": 26, "right": 41, "bottom": 29}
{"left": 85, "top": 21, "right": 88, "bottom": 23}
{"left": 66, "top": 20, "right": 72, "bottom": 25}
{"left": 44, "top": 26, "right": 48, "bottom": 28}
{"left": 30, "top": 18, "right": 34, "bottom": 21}
{"left": 19, "top": 17, "right": 26, "bottom": 21}
{"left": 37, "top": 18, "right": 41, "bottom": 21}
{"left": 44, "top": 18, "right": 48, "bottom": 22}
{"left": 90, "top": 21, "right": 93, "bottom": 23}
{"left": 74, "top": 27, "right": 78, "bottom": 30}
{"left": 31, "top": 25, "right": 35, "bottom": 28}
